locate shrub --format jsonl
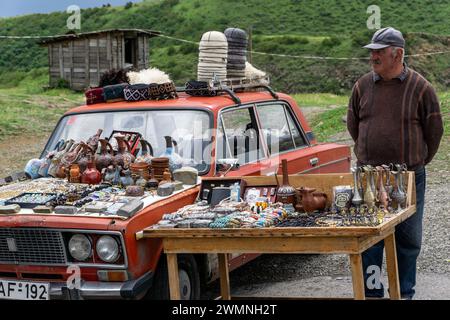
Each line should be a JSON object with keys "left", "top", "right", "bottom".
{"left": 0, "top": 70, "right": 27, "bottom": 88}
{"left": 322, "top": 36, "right": 341, "bottom": 47}
{"left": 167, "top": 46, "right": 177, "bottom": 56}
{"left": 55, "top": 78, "right": 69, "bottom": 89}
{"left": 278, "top": 35, "right": 309, "bottom": 45}
{"left": 179, "top": 43, "right": 198, "bottom": 55}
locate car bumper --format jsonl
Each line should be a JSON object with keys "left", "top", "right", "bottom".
{"left": 49, "top": 271, "right": 153, "bottom": 300}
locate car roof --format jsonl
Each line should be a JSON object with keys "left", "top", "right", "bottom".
{"left": 66, "top": 91, "right": 296, "bottom": 115}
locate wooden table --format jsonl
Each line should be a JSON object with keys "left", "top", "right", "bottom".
{"left": 137, "top": 204, "right": 415, "bottom": 300}
{"left": 136, "top": 172, "right": 416, "bottom": 300}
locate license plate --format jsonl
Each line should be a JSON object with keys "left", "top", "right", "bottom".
{"left": 0, "top": 279, "right": 49, "bottom": 300}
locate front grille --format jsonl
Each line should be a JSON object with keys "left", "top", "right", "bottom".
{"left": 0, "top": 228, "right": 67, "bottom": 265}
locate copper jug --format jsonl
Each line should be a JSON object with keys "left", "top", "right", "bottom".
{"left": 135, "top": 139, "right": 154, "bottom": 165}
{"left": 81, "top": 155, "right": 102, "bottom": 185}
{"left": 382, "top": 164, "right": 393, "bottom": 196}
{"left": 86, "top": 128, "right": 103, "bottom": 153}
{"left": 114, "top": 135, "right": 135, "bottom": 169}
{"left": 48, "top": 139, "right": 74, "bottom": 177}
{"left": 77, "top": 142, "right": 95, "bottom": 174}
{"left": 376, "top": 166, "right": 390, "bottom": 208}
{"left": 275, "top": 159, "right": 296, "bottom": 205}
{"left": 363, "top": 166, "right": 376, "bottom": 207}
{"left": 351, "top": 166, "right": 363, "bottom": 207}
{"left": 60, "top": 143, "right": 82, "bottom": 168}
{"left": 391, "top": 165, "right": 407, "bottom": 210}
{"left": 296, "top": 187, "right": 327, "bottom": 213}
{"left": 95, "top": 139, "right": 114, "bottom": 171}
{"left": 56, "top": 142, "right": 83, "bottom": 178}
{"left": 399, "top": 164, "right": 408, "bottom": 195}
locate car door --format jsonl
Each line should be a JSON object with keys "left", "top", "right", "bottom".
{"left": 255, "top": 101, "right": 320, "bottom": 175}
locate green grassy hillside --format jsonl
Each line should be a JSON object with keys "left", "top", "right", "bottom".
{"left": 0, "top": 0, "right": 449, "bottom": 93}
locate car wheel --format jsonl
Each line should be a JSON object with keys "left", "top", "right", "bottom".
{"left": 145, "top": 254, "right": 201, "bottom": 300}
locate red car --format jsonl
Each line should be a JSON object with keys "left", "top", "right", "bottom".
{"left": 0, "top": 89, "right": 350, "bottom": 300}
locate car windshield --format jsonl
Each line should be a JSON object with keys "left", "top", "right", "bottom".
{"left": 44, "top": 109, "right": 213, "bottom": 174}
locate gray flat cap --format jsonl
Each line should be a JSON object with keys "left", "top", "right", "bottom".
{"left": 364, "top": 27, "right": 405, "bottom": 49}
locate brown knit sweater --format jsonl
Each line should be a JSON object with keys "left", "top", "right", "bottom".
{"left": 347, "top": 68, "right": 443, "bottom": 170}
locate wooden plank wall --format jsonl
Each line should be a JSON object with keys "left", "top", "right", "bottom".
{"left": 48, "top": 32, "right": 149, "bottom": 90}
{"left": 136, "top": 35, "right": 149, "bottom": 70}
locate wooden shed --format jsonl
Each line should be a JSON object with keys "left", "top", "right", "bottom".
{"left": 40, "top": 29, "right": 159, "bottom": 91}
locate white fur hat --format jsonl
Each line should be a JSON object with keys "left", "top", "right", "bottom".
{"left": 127, "top": 68, "right": 171, "bottom": 85}
{"left": 245, "top": 62, "right": 269, "bottom": 85}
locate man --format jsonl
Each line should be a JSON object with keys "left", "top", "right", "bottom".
{"left": 347, "top": 27, "right": 443, "bottom": 299}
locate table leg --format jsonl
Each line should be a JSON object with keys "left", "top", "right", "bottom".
{"left": 384, "top": 233, "right": 401, "bottom": 300}
{"left": 218, "top": 253, "right": 231, "bottom": 300}
{"left": 349, "top": 254, "right": 365, "bottom": 300}
{"left": 166, "top": 253, "right": 181, "bottom": 300}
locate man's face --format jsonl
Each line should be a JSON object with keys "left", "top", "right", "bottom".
{"left": 369, "top": 47, "right": 396, "bottom": 75}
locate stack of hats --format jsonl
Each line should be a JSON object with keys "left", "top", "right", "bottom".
{"left": 224, "top": 28, "right": 248, "bottom": 79}
{"left": 198, "top": 31, "right": 228, "bottom": 82}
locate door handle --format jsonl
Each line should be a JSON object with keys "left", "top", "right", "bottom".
{"left": 309, "top": 157, "right": 319, "bottom": 166}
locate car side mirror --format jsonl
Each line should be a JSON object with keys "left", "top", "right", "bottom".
{"left": 215, "top": 158, "right": 240, "bottom": 176}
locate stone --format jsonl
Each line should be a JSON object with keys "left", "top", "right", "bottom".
{"left": 0, "top": 204, "right": 21, "bottom": 214}
{"left": 54, "top": 206, "right": 78, "bottom": 215}
{"left": 116, "top": 200, "right": 143, "bottom": 218}
{"left": 173, "top": 167, "right": 198, "bottom": 185}
{"left": 157, "top": 183, "right": 175, "bottom": 197}
{"left": 33, "top": 205, "right": 54, "bottom": 214}
{"left": 84, "top": 203, "right": 108, "bottom": 213}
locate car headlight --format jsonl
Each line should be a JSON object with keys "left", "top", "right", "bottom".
{"left": 68, "top": 234, "right": 92, "bottom": 261}
{"left": 96, "top": 235, "right": 120, "bottom": 263}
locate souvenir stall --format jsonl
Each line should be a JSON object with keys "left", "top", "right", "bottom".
{"left": 137, "top": 160, "right": 416, "bottom": 300}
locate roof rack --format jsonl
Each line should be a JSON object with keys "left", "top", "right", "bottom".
{"left": 177, "top": 75, "right": 278, "bottom": 105}
{"left": 176, "top": 86, "right": 241, "bottom": 105}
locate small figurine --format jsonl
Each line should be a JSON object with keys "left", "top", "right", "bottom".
{"left": 102, "top": 165, "right": 116, "bottom": 184}
{"left": 120, "top": 168, "right": 134, "bottom": 188}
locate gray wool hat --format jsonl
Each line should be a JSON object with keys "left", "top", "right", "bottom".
{"left": 364, "top": 27, "right": 405, "bottom": 49}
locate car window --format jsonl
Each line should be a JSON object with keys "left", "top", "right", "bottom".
{"left": 44, "top": 110, "right": 212, "bottom": 174}
{"left": 218, "top": 107, "right": 264, "bottom": 165}
{"left": 257, "top": 103, "right": 307, "bottom": 154}
{"left": 285, "top": 106, "right": 308, "bottom": 148}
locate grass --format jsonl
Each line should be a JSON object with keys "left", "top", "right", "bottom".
{"left": 0, "top": 68, "right": 83, "bottom": 140}
{"left": 292, "top": 93, "right": 349, "bottom": 108}
{"left": 310, "top": 106, "right": 348, "bottom": 142}
{"left": 305, "top": 91, "right": 449, "bottom": 143}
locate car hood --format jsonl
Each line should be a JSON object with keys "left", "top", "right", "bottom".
{"left": 0, "top": 177, "right": 200, "bottom": 226}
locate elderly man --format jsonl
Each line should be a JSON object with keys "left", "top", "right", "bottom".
{"left": 347, "top": 27, "right": 443, "bottom": 299}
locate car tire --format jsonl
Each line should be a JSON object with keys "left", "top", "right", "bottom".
{"left": 145, "top": 254, "right": 201, "bottom": 300}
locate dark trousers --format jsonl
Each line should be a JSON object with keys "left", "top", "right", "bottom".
{"left": 362, "top": 166, "right": 426, "bottom": 299}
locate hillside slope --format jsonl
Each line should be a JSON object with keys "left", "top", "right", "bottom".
{"left": 0, "top": 0, "right": 448, "bottom": 92}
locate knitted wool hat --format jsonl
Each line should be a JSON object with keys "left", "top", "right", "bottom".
{"left": 198, "top": 31, "right": 228, "bottom": 82}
